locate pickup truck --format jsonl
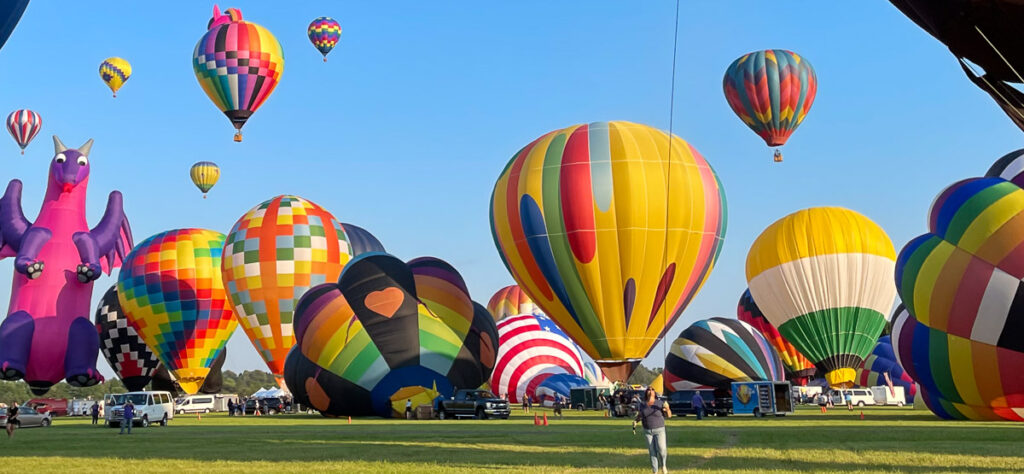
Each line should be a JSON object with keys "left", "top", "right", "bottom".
{"left": 437, "top": 390, "right": 510, "bottom": 420}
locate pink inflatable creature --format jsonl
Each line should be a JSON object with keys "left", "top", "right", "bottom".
{"left": 0, "top": 136, "right": 132, "bottom": 394}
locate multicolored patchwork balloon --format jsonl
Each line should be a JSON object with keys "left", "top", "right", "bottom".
{"left": 737, "top": 289, "right": 816, "bottom": 385}
{"left": 221, "top": 195, "right": 352, "bottom": 386}
{"left": 189, "top": 161, "right": 220, "bottom": 198}
{"left": 664, "top": 318, "right": 784, "bottom": 392}
{"left": 855, "top": 334, "right": 916, "bottom": 403}
{"left": 99, "top": 57, "right": 131, "bottom": 98}
{"left": 192, "top": 5, "right": 284, "bottom": 142}
{"left": 723, "top": 50, "right": 816, "bottom": 161}
{"left": 746, "top": 207, "right": 896, "bottom": 388}
{"left": 490, "top": 121, "right": 727, "bottom": 382}
{"left": 94, "top": 285, "right": 160, "bottom": 392}
{"left": 893, "top": 151, "right": 1024, "bottom": 420}
{"left": 307, "top": 16, "right": 341, "bottom": 62}
{"left": 6, "top": 109, "right": 41, "bottom": 154}
{"left": 117, "top": 229, "right": 237, "bottom": 395}
{"left": 486, "top": 285, "right": 541, "bottom": 322}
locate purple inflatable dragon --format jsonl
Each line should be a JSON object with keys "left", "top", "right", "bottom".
{"left": 0, "top": 136, "right": 132, "bottom": 395}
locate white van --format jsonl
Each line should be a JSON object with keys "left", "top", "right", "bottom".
{"left": 105, "top": 391, "right": 175, "bottom": 428}
{"left": 176, "top": 395, "right": 216, "bottom": 414}
{"left": 871, "top": 386, "right": 907, "bottom": 406}
{"left": 830, "top": 389, "right": 876, "bottom": 407}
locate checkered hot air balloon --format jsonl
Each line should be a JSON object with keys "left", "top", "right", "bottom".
{"left": 723, "top": 50, "right": 817, "bottom": 162}
{"left": 94, "top": 285, "right": 160, "bottom": 392}
{"left": 117, "top": 228, "right": 238, "bottom": 395}
{"left": 193, "top": 5, "right": 284, "bottom": 142}
{"left": 307, "top": 16, "right": 341, "bottom": 62}
{"left": 491, "top": 313, "right": 587, "bottom": 405}
{"left": 221, "top": 195, "right": 352, "bottom": 387}
{"left": 6, "top": 109, "right": 41, "bottom": 155}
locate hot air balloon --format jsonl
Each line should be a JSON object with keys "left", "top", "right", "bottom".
{"left": 855, "top": 335, "right": 915, "bottom": 404}
{"left": 284, "top": 253, "right": 496, "bottom": 417}
{"left": 307, "top": 16, "right": 341, "bottom": 62}
{"left": 340, "top": 222, "right": 385, "bottom": 256}
{"left": 892, "top": 149, "right": 1024, "bottom": 421}
{"left": 664, "top": 318, "right": 784, "bottom": 392}
{"left": 737, "top": 289, "right": 816, "bottom": 385}
{"left": 486, "top": 285, "right": 541, "bottom": 322}
{"left": 117, "top": 229, "right": 238, "bottom": 395}
{"left": 6, "top": 109, "right": 40, "bottom": 155}
{"left": 491, "top": 313, "right": 586, "bottom": 404}
{"left": 193, "top": 6, "right": 284, "bottom": 142}
{"left": 746, "top": 207, "right": 897, "bottom": 388}
{"left": 0, "top": 1, "right": 29, "bottom": 53}
{"left": 490, "top": 121, "right": 726, "bottom": 382}
{"left": 94, "top": 285, "right": 160, "bottom": 392}
{"left": 221, "top": 195, "right": 352, "bottom": 387}
{"left": 189, "top": 161, "right": 220, "bottom": 198}
{"left": 723, "top": 50, "right": 816, "bottom": 162}
{"left": 151, "top": 349, "right": 227, "bottom": 398}
{"left": 99, "top": 57, "right": 131, "bottom": 98}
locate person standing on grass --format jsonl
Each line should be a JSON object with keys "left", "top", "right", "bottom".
{"left": 692, "top": 391, "right": 707, "bottom": 420}
{"left": 227, "top": 399, "right": 234, "bottom": 417}
{"left": 845, "top": 391, "right": 853, "bottom": 411}
{"left": 6, "top": 402, "right": 19, "bottom": 439}
{"left": 91, "top": 402, "right": 100, "bottom": 425}
{"left": 405, "top": 399, "right": 413, "bottom": 419}
{"left": 120, "top": 400, "right": 134, "bottom": 435}
{"left": 633, "top": 387, "right": 671, "bottom": 474}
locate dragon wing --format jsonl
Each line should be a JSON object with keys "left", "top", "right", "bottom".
{"left": 90, "top": 190, "right": 133, "bottom": 274}
{"left": 0, "top": 180, "right": 32, "bottom": 259}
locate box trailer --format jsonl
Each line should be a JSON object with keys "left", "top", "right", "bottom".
{"left": 731, "top": 381, "right": 794, "bottom": 417}
{"left": 871, "top": 386, "right": 907, "bottom": 406}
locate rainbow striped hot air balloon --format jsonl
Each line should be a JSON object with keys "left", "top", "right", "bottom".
{"left": 892, "top": 149, "right": 1024, "bottom": 421}
{"left": 99, "top": 57, "right": 132, "bottom": 98}
{"left": 193, "top": 6, "right": 283, "bottom": 142}
{"left": 746, "top": 207, "right": 896, "bottom": 388}
{"left": 490, "top": 121, "right": 726, "bottom": 383}
{"left": 486, "top": 285, "right": 541, "bottom": 322}
{"left": 6, "top": 109, "right": 41, "bottom": 154}
{"left": 723, "top": 50, "right": 817, "bottom": 162}
{"left": 116, "top": 229, "right": 238, "bottom": 395}
{"left": 221, "top": 196, "right": 352, "bottom": 387}
{"left": 307, "top": 16, "right": 341, "bottom": 62}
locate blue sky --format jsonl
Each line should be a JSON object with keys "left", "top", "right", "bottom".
{"left": 0, "top": 2, "right": 1022, "bottom": 378}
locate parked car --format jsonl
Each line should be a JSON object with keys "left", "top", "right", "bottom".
{"left": 245, "top": 397, "right": 285, "bottom": 415}
{"left": 27, "top": 398, "right": 68, "bottom": 417}
{"left": 437, "top": 389, "right": 510, "bottom": 420}
{"left": 829, "top": 389, "right": 876, "bottom": 407}
{"left": 105, "top": 391, "right": 175, "bottom": 428}
{"left": 1, "top": 406, "right": 52, "bottom": 428}
{"left": 176, "top": 395, "right": 216, "bottom": 414}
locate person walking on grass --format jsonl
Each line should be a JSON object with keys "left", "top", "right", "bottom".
{"left": 634, "top": 387, "right": 671, "bottom": 474}
{"left": 844, "top": 391, "right": 853, "bottom": 411}
{"left": 119, "top": 400, "right": 134, "bottom": 435}
{"left": 692, "top": 391, "right": 707, "bottom": 420}
{"left": 91, "top": 402, "right": 100, "bottom": 425}
{"left": 5, "top": 402, "right": 19, "bottom": 439}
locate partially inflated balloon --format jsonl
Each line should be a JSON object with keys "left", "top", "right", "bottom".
{"left": 193, "top": 6, "right": 283, "bottom": 141}
{"left": 307, "top": 16, "right": 341, "bottom": 62}
{"left": 737, "top": 289, "right": 815, "bottom": 384}
{"left": 486, "top": 285, "right": 541, "bottom": 322}
{"left": 94, "top": 285, "right": 159, "bottom": 392}
{"left": 189, "top": 161, "right": 220, "bottom": 198}
{"left": 491, "top": 313, "right": 585, "bottom": 404}
{"left": 664, "top": 318, "right": 784, "bottom": 392}
{"left": 856, "top": 335, "right": 915, "bottom": 403}
{"left": 117, "top": 229, "right": 238, "bottom": 394}
{"left": 723, "top": 50, "right": 816, "bottom": 161}
{"left": 490, "top": 121, "right": 726, "bottom": 382}
{"left": 6, "top": 109, "right": 40, "bottom": 154}
{"left": 746, "top": 207, "right": 896, "bottom": 388}
{"left": 99, "top": 57, "right": 131, "bottom": 98}
{"left": 222, "top": 195, "right": 352, "bottom": 386}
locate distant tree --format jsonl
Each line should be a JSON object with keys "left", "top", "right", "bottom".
{"left": 217, "top": 369, "right": 278, "bottom": 396}
{"left": 627, "top": 365, "right": 663, "bottom": 386}
{"left": 0, "top": 379, "right": 126, "bottom": 403}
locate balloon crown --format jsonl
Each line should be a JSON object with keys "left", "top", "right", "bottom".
{"left": 207, "top": 5, "right": 242, "bottom": 29}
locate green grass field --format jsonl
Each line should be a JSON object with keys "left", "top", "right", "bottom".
{"left": 1, "top": 407, "right": 1021, "bottom": 473}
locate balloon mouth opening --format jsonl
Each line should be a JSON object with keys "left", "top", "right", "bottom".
{"left": 174, "top": 367, "right": 212, "bottom": 395}
{"left": 825, "top": 368, "right": 856, "bottom": 388}
{"left": 595, "top": 359, "right": 642, "bottom": 383}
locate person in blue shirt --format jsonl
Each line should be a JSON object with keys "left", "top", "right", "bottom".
{"left": 90, "top": 402, "right": 100, "bottom": 425}
{"left": 120, "top": 400, "right": 134, "bottom": 435}
{"left": 692, "top": 391, "right": 707, "bottom": 420}
{"left": 844, "top": 391, "right": 853, "bottom": 411}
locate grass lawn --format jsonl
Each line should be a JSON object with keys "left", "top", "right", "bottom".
{"left": 1, "top": 406, "right": 1021, "bottom": 473}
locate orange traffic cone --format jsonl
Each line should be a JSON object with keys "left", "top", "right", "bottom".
{"left": 533, "top": 414, "right": 539, "bottom": 426}
{"left": 348, "top": 416, "right": 352, "bottom": 424}
{"left": 543, "top": 413, "right": 549, "bottom": 426}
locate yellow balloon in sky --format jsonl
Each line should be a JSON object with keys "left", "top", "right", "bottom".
{"left": 99, "top": 57, "right": 132, "bottom": 98}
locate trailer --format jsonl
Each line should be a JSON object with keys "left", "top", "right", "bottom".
{"left": 731, "top": 381, "right": 793, "bottom": 417}
{"left": 870, "top": 386, "right": 907, "bottom": 406}
{"left": 569, "top": 386, "right": 611, "bottom": 411}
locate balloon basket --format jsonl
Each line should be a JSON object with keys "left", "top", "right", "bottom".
{"left": 773, "top": 149, "right": 782, "bottom": 163}
{"left": 323, "top": 57, "right": 328, "bottom": 63}
{"left": 203, "top": 194, "right": 207, "bottom": 199}
{"left": 20, "top": 150, "right": 24, "bottom": 155}
{"left": 233, "top": 132, "right": 243, "bottom": 142}
{"left": 112, "top": 93, "right": 117, "bottom": 99}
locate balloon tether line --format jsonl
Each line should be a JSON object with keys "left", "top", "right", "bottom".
{"left": 660, "top": 0, "right": 682, "bottom": 371}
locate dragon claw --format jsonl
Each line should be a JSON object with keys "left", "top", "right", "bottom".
{"left": 76, "top": 263, "right": 100, "bottom": 283}
{"left": 25, "top": 261, "right": 43, "bottom": 279}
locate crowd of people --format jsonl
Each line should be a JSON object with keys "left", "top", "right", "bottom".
{"left": 226, "top": 396, "right": 293, "bottom": 416}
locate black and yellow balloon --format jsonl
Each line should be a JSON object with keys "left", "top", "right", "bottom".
{"left": 190, "top": 161, "right": 220, "bottom": 198}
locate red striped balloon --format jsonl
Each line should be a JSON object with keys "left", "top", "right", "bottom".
{"left": 6, "top": 109, "right": 41, "bottom": 154}
{"left": 490, "top": 313, "right": 584, "bottom": 403}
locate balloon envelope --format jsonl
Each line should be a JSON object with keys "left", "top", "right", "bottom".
{"left": 664, "top": 317, "right": 784, "bottom": 392}
{"left": 0, "top": 0, "right": 28, "bottom": 52}
{"left": 94, "top": 285, "right": 159, "bottom": 392}
{"left": 737, "top": 289, "right": 815, "bottom": 384}
{"left": 491, "top": 313, "right": 585, "bottom": 404}
{"left": 99, "top": 57, "right": 131, "bottom": 97}
{"left": 723, "top": 49, "right": 816, "bottom": 148}
{"left": 6, "top": 109, "right": 41, "bottom": 153}
{"left": 486, "top": 285, "right": 541, "bottom": 322}
{"left": 490, "top": 121, "right": 726, "bottom": 382}
{"left": 307, "top": 16, "right": 341, "bottom": 60}
{"left": 746, "top": 207, "right": 896, "bottom": 388}
{"left": 117, "top": 228, "right": 238, "bottom": 394}
{"left": 189, "top": 161, "right": 220, "bottom": 195}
